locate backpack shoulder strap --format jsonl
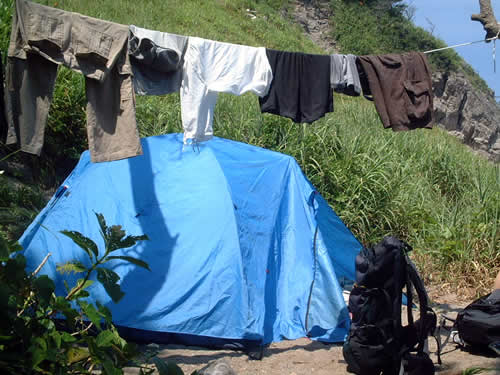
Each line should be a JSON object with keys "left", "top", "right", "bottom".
{"left": 405, "top": 256, "right": 438, "bottom": 353}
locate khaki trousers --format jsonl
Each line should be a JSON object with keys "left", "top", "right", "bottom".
{"left": 5, "top": 0, "right": 142, "bottom": 162}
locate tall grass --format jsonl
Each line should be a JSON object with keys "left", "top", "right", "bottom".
{"left": 0, "top": 0, "right": 498, "bottom": 294}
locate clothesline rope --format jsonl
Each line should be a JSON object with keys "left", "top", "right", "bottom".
{"left": 423, "top": 35, "right": 499, "bottom": 54}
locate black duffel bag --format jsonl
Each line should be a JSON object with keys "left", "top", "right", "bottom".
{"left": 456, "top": 291, "right": 500, "bottom": 354}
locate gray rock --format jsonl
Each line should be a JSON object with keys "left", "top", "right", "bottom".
{"left": 197, "top": 359, "right": 237, "bottom": 375}
{"left": 432, "top": 71, "right": 500, "bottom": 163}
{"left": 293, "top": 0, "right": 337, "bottom": 54}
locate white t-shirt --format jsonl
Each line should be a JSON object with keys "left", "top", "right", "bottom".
{"left": 180, "top": 37, "right": 273, "bottom": 143}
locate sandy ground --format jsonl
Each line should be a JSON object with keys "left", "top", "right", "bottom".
{"left": 124, "top": 293, "right": 499, "bottom": 375}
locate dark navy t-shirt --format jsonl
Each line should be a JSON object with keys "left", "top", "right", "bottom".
{"left": 259, "top": 49, "right": 333, "bottom": 123}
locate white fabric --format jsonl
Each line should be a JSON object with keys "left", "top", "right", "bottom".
{"left": 180, "top": 37, "right": 273, "bottom": 143}
{"left": 128, "top": 25, "right": 187, "bottom": 96}
{"left": 129, "top": 25, "right": 187, "bottom": 56}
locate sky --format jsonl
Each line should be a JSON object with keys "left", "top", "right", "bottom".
{"left": 405, "top": 0, "right": 500, "bottom": 100}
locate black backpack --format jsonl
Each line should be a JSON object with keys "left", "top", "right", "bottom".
{"left": 343, "top": 236, "right": 437, "bottom": 375}
{"left": 455, "top": 292, "right": 500, "bottom": 354}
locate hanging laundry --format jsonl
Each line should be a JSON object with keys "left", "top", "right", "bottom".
{"left": 129, "top": 25, "right": 188, "bottom": 96}
{"left": 356, "top": 52, "right": 433, "bottom": 131}
{"left": 259, "top": 50, "right": 332, "bottom": 124}
{"left": 330, "top": 54, "right": 361, "bottom": 96}
{"left": 4, "top": 0, "right": 142, "bottom": 163}
{"left": 180, "top": 37, "right": 272, "bottom": 143}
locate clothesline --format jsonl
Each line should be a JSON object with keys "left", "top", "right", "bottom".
{"left": 423, "top": 33, "right": 499, "bottom": 74}
{"left": 1, "top": 0, "right": 445, "bottom": 164}
{"left": 423, "top": 34, "right": 499, "bottom": 54}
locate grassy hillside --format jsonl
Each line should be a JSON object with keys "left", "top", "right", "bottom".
{"left": 0, "top": 0, "right": 498, "bottom": 295}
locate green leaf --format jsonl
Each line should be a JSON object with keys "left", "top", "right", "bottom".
{"left": 5, "top": 254, "right": 26, "bottom": 282}
{"left": 96, "top": 268, "right": 124, "bottom": 303}
{"left": 67, "top": 279, "right": 94, "bottom": 301}
{"left": 60, "top": 230, "right": 99, "bottom": 260}
{"left": 96, "top": 330, "right": 115, "bottom": 347}
{"left": 1, "top": 240, "right": 23, "bottom": 258}
{"left": 33, "top": 275, "right": 55, "bottom": 308}
{"left": 107, "top": 225, "right": 127, "bottom": 252}
{"left": 50, "top": 331, "right": 61, "bottom": 349}
{"left": 63, "top": 280, "right": 70, "bottom": 293}
{"left": 78, "top": 279, "right": 94, "bottom": 291}
{"left": 66, "top": 346, "right": 89, "bottom": 364}
{"left": 101, "top": 357, "right": 122, "bottom": 375}
{"left": 153, "top": 357, "right": 184, "bottom": 375}
{"left": 96, "top": 267, "right": 120, "bottom": 284}
{"left": 122, "top": 341, "right": 140, "bottom": 359}
{"left": 53, "top": 296, "right": 71, "bottom": 311}
{"left": 110, "top": 325, "right": 127, "bottom": 348}
{"left": 97, "top": 301, "right": 112, "bottom": 324}
{"left": 106, "top": 256, "right": 151, "bottom": 271}
{"left": 31, "top": 347, "right": 46, "bottom": 369}
{"left": 107, "top": 228, "right": 148, "bottom": 253}
{"left": 39, "top": 318, "right": 55, "bottom": 331}
{"left": 60, "top": 332, "right": 77, "bottom": 343}
{"left": 56, "top": 261, "right": 87, "bottom": 275}
{"left": 0, "top": 233, "right": 10, "bottom": 261}
{"left": 95, "top": 212, "right": 108, "bottom": 241}
{"left": 29, "top": 338, "right": 48, "bottom": 369}
{"left": 33, "top": 337, "right": 48, "bottom": 352}
{"left": 74, "top": 290, "right": 90, "bottom": 299}
{"left": 78, "top": 301, "right": 102, "bottom": 330}
{"left": 86, "top": 337, "right": 103, "bottom": 360}
{"left": 9, "top": 241, "right": 23, "bottom": 253}
{"left": 61, "top": 308, "right": 79, "bottom": 330}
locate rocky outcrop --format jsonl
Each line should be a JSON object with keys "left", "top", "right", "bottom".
{"left": 293, "top": 0, "right": 337, "bottom": 53}
{"left": 432, "top": 71, "right": 500, "bottom": 162}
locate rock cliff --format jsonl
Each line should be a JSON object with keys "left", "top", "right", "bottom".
{"left": 433, "top": 71, "right": 500, "bottom": 162}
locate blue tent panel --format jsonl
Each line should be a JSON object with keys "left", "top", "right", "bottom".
{"left": 19, "top": 134, "right": 362, "bottom": 347}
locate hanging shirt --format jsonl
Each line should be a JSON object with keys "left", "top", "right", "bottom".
{"left": 180, "top": 37, "right": 273, "bottom": 143}
{"left": 259, "top": 50, "right": 333, "bottom": 123}
{"left": 129, "top": 25, "right": 188, "bottom": 96}
{"left": 330, "top": 54, "right": 361, "bottom": 96}
{"left": 356, "top": 52, "right": 434, "bottom": 131}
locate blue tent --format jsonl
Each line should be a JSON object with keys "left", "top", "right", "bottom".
{"left": 19, "top": 134, "right": 361, "bottom": 348}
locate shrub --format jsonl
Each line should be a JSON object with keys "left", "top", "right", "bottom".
{"left": 0, "top": 213, "right": 185, "bottom": 375}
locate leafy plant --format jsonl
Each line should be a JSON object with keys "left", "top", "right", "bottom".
{"left": 0, "top": 213, "right": 185, "bottom": 374}
{"left": 0, "top": 0, "right": 13, "bottom": 61}
{"left": 0, "top": 174, "right": 47, "bottom": 241}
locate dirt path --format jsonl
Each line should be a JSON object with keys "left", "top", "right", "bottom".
{"left": 157, "top": 335, "right": 498, "bottom": 375}
{"left": 124, "top": 293, "right": 499, "bottom": 375}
